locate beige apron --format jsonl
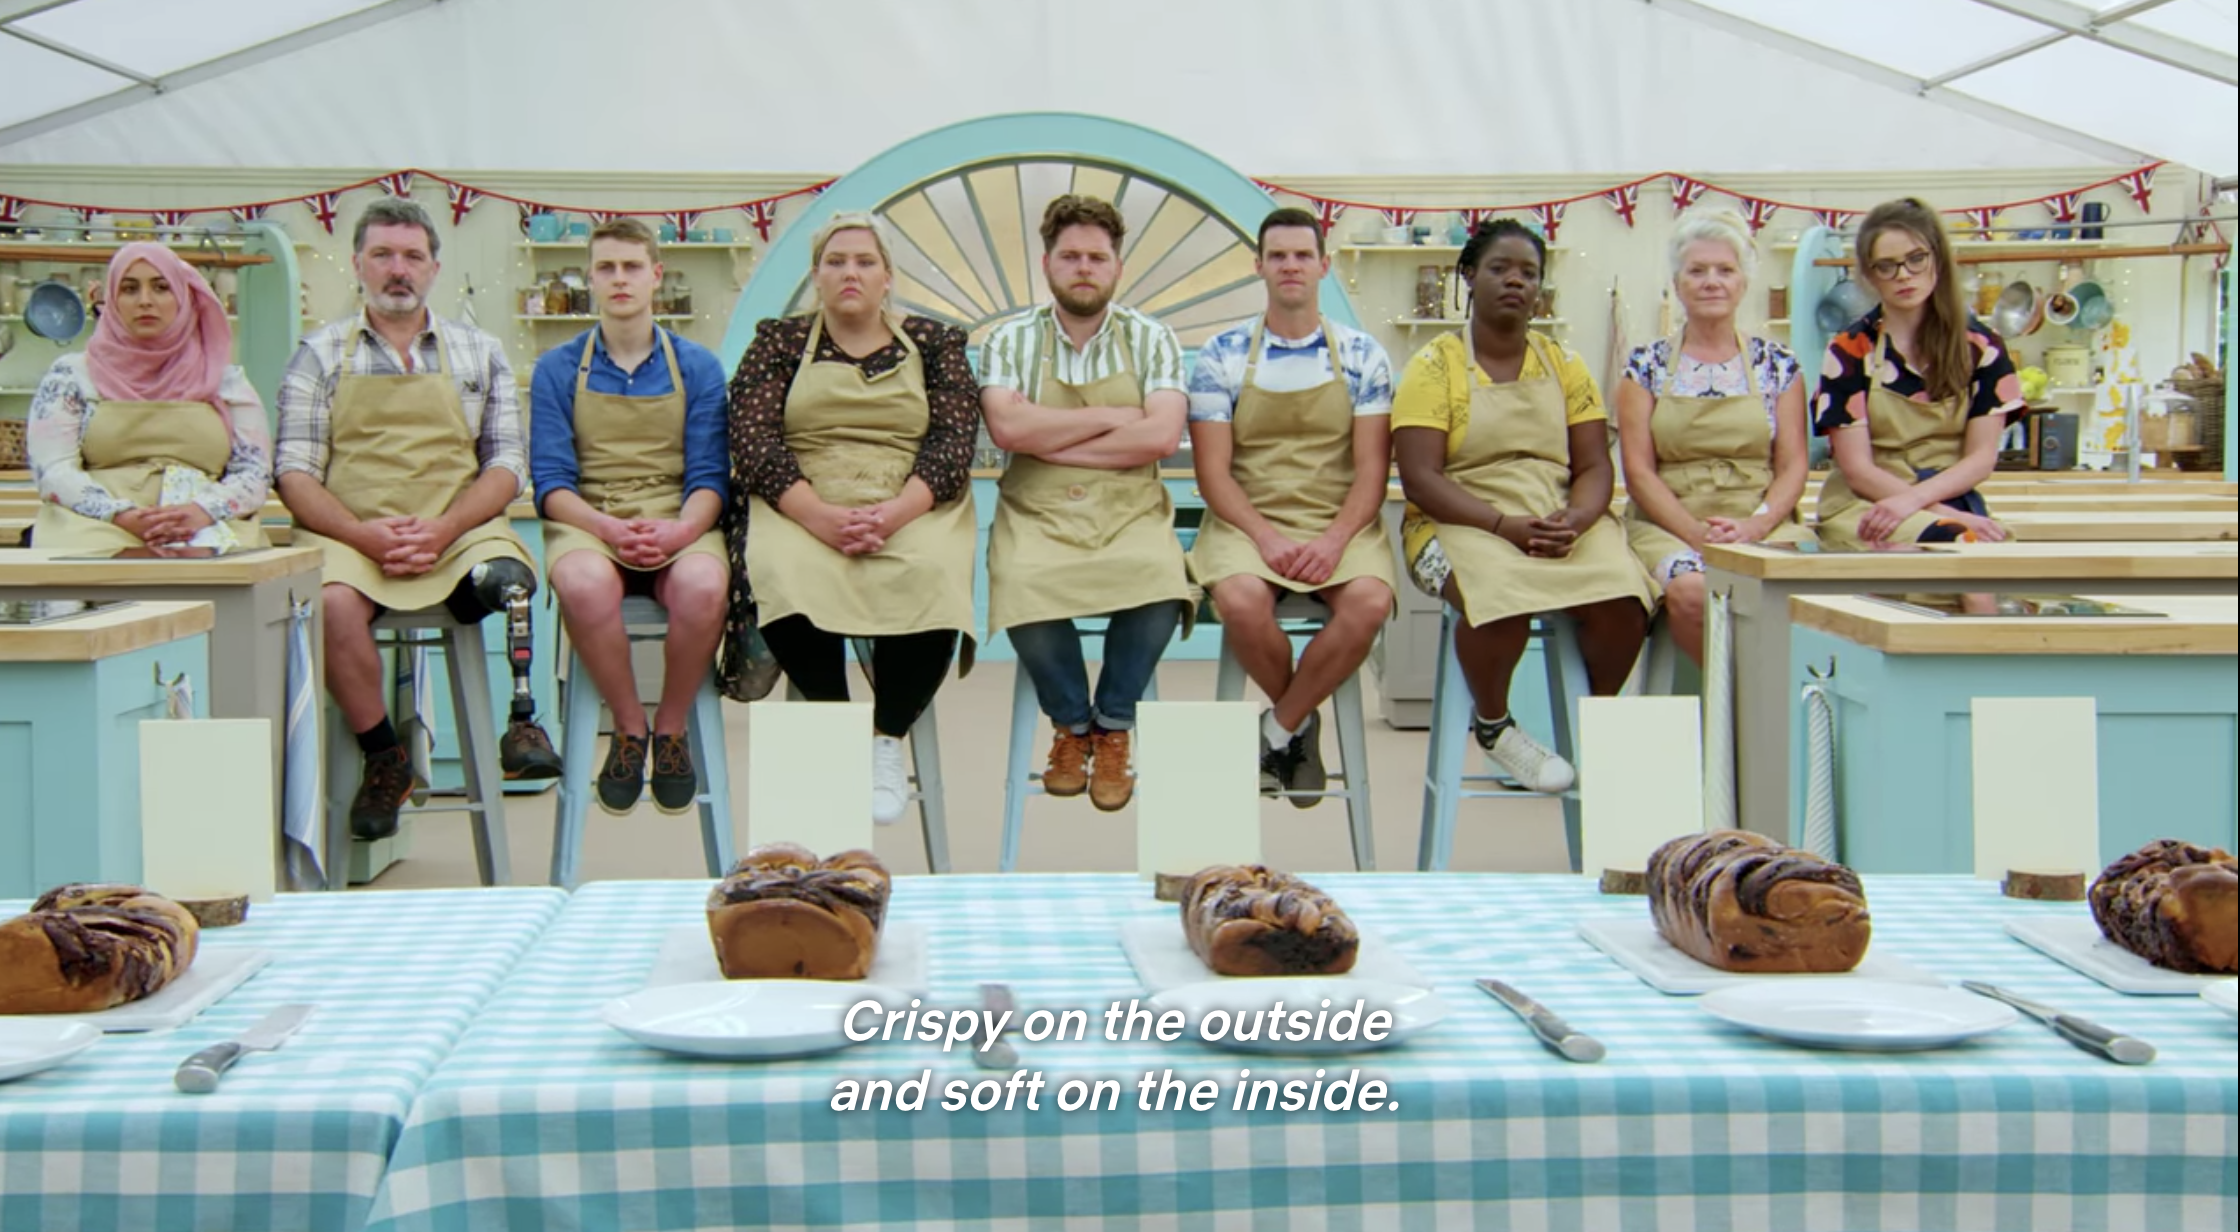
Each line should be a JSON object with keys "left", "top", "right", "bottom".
{"left": 986, "top": 318, "right": 1193, "bottom": 635}
{"left": 1187, "top": 319, "right": 1396, "bottom": 603}
{"left": 542, "top": 330, "right": 726, "bottom": 572}
{"left": 1432, "top": 332, "right": 1655, "bottom": 627}
{"left": 745, "top": 313, "right": 978, "bottom": 669}
{"left": 33, "top": 396, "right": 268, "bottom": 550}
{"left": 1622, "top": 330, "right": 1809, "bottom": 571}
{"left": 293, "top": 329, "right": 529, "bottom": 609}
{"left": 1814, "top": 329, "right": 2005, "bottom": 550}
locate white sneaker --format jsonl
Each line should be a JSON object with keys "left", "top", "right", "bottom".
{"left": 871, "top": 735, "right": 910, "bottom": 826}
{"left": 1481, "top": 723, "right": 1576, "bottom": 794}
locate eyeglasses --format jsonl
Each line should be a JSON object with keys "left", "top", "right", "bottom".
{"left": 1866, "top": 250, "right": 1934, "bottom": 281}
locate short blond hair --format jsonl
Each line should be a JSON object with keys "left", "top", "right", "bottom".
{"left": 809, "top": 212, "right": 893, "bottom": 270}
{"left": 1669, "top": 209, "right": 1756, "bottom": 283}
{"left": 590, "top": 216, "right": 660, "bottom": 263}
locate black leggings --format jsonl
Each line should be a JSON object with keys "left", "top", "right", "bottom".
{"left": 757, "top": 617, "right": 957, "bottom": 737}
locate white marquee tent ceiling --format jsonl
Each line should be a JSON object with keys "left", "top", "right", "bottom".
{"left": 0, "top": 0, "right": 2232, "bottom": 177}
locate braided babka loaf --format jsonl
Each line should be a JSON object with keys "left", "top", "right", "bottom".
{"left": 0, "top": 883, "right": 201, "bottom": 1014}
{"left": 1181, "top": 865, "right": 1359, "bottom": 976}
{"left": 2088, "top": 840, "right": 2237, "bottom": 974}
{"left": 1647, "top": 831, "right": 1871, "bottom": 973}
{"left": 705, "top": 844, "right": 891, "bottom": 980}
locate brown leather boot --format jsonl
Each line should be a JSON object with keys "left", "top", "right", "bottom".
{"left": 1042, "top": 729, "right": 1091, "bottom": 797}
{"left": 1089, "top": 728, "right": 1134, "bottom": 812}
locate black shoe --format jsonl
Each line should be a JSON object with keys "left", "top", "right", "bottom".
{"left": 597, "top": 730, "right": 649, "bottom": 815}
{"left": 501, "top": 718, "right": 564, "bottom": 780}
{"left": 351, "top": 747, "right": 414, "bottom": 840}
{"left": 1285, "top": 711, "right": 1326, "bottom": 808}
{"left": 649, "top": 733, "right": 697, "bottom": 815}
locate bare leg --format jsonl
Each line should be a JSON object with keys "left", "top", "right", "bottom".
{"left": 1568, "top": 595, "right": 1650, "bottom": 696}
{"left": 550, "top": 552, "right": 645, "bottom": 736}
{"left": 1662, "top": 571, "right": 1707, "bottom": 666}
{"left": 651, "top": 553, "right": 729, "bottom": 737}
{"left": 1210, "top": 575, "right": 1292, "bottom": 703}
{"left": 1273, "top": 576, "right": 1391, "bottom": 731}
{"left": 322, "top": 583, "right": 387, "bottom": 733}
{"left": 1441, "top": 578, "right": 1530, "bottom": 720}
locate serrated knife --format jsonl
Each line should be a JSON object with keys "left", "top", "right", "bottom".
{"left": 1477, "top": 978, "right": 1605, "bottom": 1063}
{"left": 175, "top": 1004, "right": 313, "bottom": 1093}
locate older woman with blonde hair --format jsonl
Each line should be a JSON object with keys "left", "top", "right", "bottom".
{"left": 1615, "top": 208, "right": 1810, "bottom": 662}
{"left": 27, "top": 242, "right": 271, "bottom": 552}
{"left": 722, "top": 211, "right": 982, "bottom": 824}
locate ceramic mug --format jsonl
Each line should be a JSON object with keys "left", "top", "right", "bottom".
{"left": 526, "top": 213, "right": 562, "bottom": 243}
{"left": 711, "top": 227, "right": 735, "bottom": 243}
{"left": 686, "top": 229, "right": 710, "bottom": 243}
{"left": 566, "top": 221, "right": 591, "bottom": 239}
{"left": 658, "top": 223, "right": 679, "bottom": 242}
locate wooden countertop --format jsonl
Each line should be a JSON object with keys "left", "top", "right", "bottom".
{"left": 0, "top": 545, "right": 323, "bottom": 586}
{"left": 1999, "top": 511, "right": 2237, "bottom": 542}
{"left": 0, "top": 599, "right": 215, "bottom": 662}
{"left": 1704, "top": 539, "right": 2240, "bottom": 582}
{"left": 1789, "top": 592, "right": 2239, "bottom": 656}
{"left": 1, "top": 517, "right": 24, "bottom": 547}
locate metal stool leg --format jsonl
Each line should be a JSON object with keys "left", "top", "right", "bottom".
{"left": 322, "top": 697, "right": 357, "bottom": 889}
{"left": 1214, "top": 627, "right": 1247, "bottom": 702}
{"left": 689, "top": 670, "right": 735, "bottom": 876}
{"left": 1000, "top": 663, "right": 1038, "bottom": 873}
{"left": 548, "top": 643, "right": 599, "bottom": 888}
{"left": 1543, "top": 614, "right": 1588, "bottom": 874}
{"left": 908, "top": 701, "right": 950, "bottom": 873}
{"left": 442, "top": 623, "right": 512, "bottom": 886}
{"left": 1418, "top": 607, "right": 1469, "bottom": 871}
{"left": 1332, "top": 669, "right": 1375, "bottom": 870}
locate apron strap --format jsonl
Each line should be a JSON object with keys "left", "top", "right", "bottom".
{"left": 345, "top": 314, "right": 449, "bottom": 377}
{"left": 1038, "top": 309, "right": 1133, "bottom": 404}
{"left": 1242, "top": 316, "right": 1343, "bottom": 393}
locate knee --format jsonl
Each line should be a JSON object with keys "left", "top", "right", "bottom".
{"left": 664, "top": 557, "right": 731, "bottom": 617}
{"left": 1663, "top": 574, "right": 1706, "bottom": 622}
{"left": 321, "top": 584, "right": 374, "bottom": 633}
{"left": 1330, "top": 580, "right": 1391, "bottom": 633}
{"left": 548, "top": 554, "right": 620, "bottom": 608}
{"left": 1211, "top": 579, "right": 1275, "bottom": 629}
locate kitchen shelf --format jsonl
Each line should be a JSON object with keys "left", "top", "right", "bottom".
{"left": 516, "top": 314, "right": 694, "bottom": 323}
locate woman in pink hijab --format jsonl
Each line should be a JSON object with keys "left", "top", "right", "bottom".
{"left": 27, "top": 241, "right": 272, "bottom": 551}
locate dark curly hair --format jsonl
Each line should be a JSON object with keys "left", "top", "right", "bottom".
{"left": 1456, "top": 218, "right": 1545, "bottom": 280}
{"left": 1039, "top": 194, "right": 1125, "bottom": 253}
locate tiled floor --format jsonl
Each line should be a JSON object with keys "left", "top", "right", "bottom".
{"left": 353, "top": 659, "right": 1576, "bottom": 888}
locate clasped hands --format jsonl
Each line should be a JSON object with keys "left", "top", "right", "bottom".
{"left": 352, "top": 515, "right": 461, "bottom": 577}
{"left": 597, "top": 516, "right": 697, "bottom": 568}
{"left": 1494, "top": 506, "right": 1595, "bottom": 558}
{"left": 1857, "top": 491, "right": 2006, "bottom": 544}
{"left": 1253, "top": 528, "right": 1348, "bottom": 586}
{"left": 113, "top": 503, "right": 216, "bottom": 551}
{"left": 800, "top": 494, "right": 920, "bottom": 557}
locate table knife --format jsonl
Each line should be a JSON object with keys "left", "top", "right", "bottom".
{"left": 1960, "top": 981, "right": 2154, "bottom": 1065}
{"left": 175, "top": 1003, "right": 314, "bottom": 1093}
{"left": 975, "top": 983, "right": 1020, "bottom": 1070}
{"left": 1476, "top": 978, "right": 1605, "bottom": 1063}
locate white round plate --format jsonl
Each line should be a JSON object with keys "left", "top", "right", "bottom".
{"left": 602, "top": 980, "right": 907, "bottom": 1060}
{"left": 0, "top": 1019, "right": 100, "bottom": 1082}
{"left": 2203, "top": 981, "right": 2238, "bottom": 1018}
{"left": 1148, "top": 977, "right": 1449, "bottom": 1054}
{"left": 1700, "top": 979, "right": 2017, "bottom": 1051}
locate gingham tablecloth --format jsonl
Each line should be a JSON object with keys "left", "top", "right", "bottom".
{"left": 364, "top": 875, "right": 2238, "bottom": 1232}
{"left": 1, "top": 887, "right": 565, "bottom": 1232}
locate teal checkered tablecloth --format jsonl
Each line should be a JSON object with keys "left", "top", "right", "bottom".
{"left": 1, "top": 887, "right": 565, "bottom": 1232}
{"left": 364, "top": 875, "right": 2238, "bottom": 1232}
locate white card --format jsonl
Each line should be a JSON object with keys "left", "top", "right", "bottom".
{"left": 139, "top": 718, "right": 277, "bottom": 902}
{"left": 1971, "top": 696, "right": 2099, "bottom": 880}
{"left": 1580, "top": 696, "right": 1704, "bottom": 873}
{"left": 746, "top": 700, "right": 872, "bottom": 856}
{"left": 1135, "top": 701, "right": 1261, "bottom": 877}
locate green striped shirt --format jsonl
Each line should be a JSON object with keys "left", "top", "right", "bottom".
{"left": 979, "top": 304, "right": 1187, "bottom": 402}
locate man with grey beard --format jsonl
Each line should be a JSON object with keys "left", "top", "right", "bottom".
{"left": 276, "top": 197, "right": 562, "bottom": 844}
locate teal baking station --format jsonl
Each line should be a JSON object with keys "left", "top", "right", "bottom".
{"left": 720, "top": 112, "right": 1364, "bottom": 662}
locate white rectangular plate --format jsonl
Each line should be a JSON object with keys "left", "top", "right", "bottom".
{"left": 647, "top": 923, "right": 927, "bottom": 997}
{"left": 1119, "top": 917, "right": 1429, "bottom": 992}
{"left": 0, "top": 947, "right": 275, "bottom": 1033}
{"left": 2005, "top": 916, "right": 2229, "bottom": 995}
{"left": 1577, "top": 917, "right": 1941, "bottom": 996}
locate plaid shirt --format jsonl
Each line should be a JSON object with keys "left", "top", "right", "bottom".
{"left": 275, "top": 310, "right": 527, "bottom": 494}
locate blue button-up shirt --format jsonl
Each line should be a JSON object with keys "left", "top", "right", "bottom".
{"left": 528, "top": 326, "right": 729, "bottom": 512}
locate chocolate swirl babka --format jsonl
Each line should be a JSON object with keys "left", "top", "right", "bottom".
{"left": 1647, "top": 831, "right": 1871, "bottom": 973}
{"left": 0, "top": 883, "right": 201, "bottom": 1014}
{"left": 705, "top": 844, "right": 891, "bottom": 980}
{"left": 2089, "top": 840, "right": 2237, "bottom": 974}
{"left": 1181, "top": 865, "right": 1359, "bottom": 976}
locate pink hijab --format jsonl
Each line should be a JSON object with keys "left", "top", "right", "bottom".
{"left": 83, "top": 241, "right": 233, "bottom": 423}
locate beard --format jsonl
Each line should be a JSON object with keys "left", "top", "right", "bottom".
{"left": 365, "top": 282, "right": 426, "bottom": 315}
{"left": 1052, "top": 282, "right": 1113, "bottom": 318}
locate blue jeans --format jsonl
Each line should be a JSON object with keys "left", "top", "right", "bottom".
{"left": 1006, "top": 600, "right": 1182, "bottom": 732}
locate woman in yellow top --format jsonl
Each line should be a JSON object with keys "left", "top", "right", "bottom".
{"left": 1394, "top": 219, "right": 1656, "bottom": 793}
{"left": 1615, "top": 208, "right": 1811, "bottom": 664}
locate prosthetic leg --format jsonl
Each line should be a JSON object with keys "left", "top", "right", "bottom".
{"left": 470, "top": 558, "right": 563, "bottom": 779}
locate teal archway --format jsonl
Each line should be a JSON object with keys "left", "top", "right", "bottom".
{"left": 721, "top": 112, "right": 1361, "bottom": 367}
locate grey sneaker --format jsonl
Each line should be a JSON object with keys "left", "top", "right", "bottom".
{"left": 1283, "top": 710, "right": 1327, "bottom": 808}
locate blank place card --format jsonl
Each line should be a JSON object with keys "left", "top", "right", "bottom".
{"left": 140, "top": 718, "right": 276, "bottom": 902}
{"left": 746, "top": 700, "right": 872, "bottom": 856}
{"left": 1135, "top": 701, "right": 1261, "bottom": 878}
{"left": 1580, "top": 696, "right": 1704, "bottom": 874}
{"left": 1971, "top": 697, "right": 2100, "bottom": 880}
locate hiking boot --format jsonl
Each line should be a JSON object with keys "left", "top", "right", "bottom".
{"left": 501, "top": 718, "right": 563, "bottom": 780}
{"left": 1283, "top": 710, "right": 1326, "bottom": 808}
{"left": 597, "top": 729, "right": 649, "bottom": 815}
{"left": 1480, "top": 722, "right": 1575, "bottom": 794}
{"left": 649, "top": 733, "right": 696, "bottom": 815}
{"left": 351, "top": 746, "right": 414, "bottom": 840}
{"left": 1089, "top": 728, "right": 1134, "bottom": 812}
{"left": 1043, "top": 729, "right": 1091, "bottom": 797}
{"left": 871, "top": 735, "right": 909, "bottom": 825}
